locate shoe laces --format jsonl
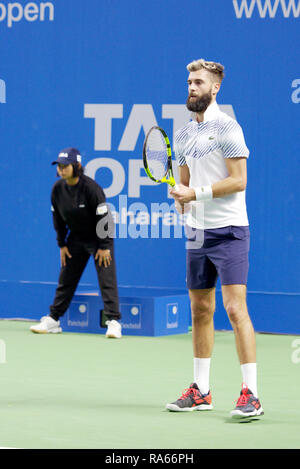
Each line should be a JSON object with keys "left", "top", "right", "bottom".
{"left": 235, "top": 383, "right": 251, "bottom": 406}
{"left": 179, "top": 386, "right": 198, "bottom": 401}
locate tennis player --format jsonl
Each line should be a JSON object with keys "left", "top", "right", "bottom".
{"left": 166, "top": 59, "right": 263, "bottom": 418}
{"left": 30, "top": 147, "right": 122, "bottom": 338}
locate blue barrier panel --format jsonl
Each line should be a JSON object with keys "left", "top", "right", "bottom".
{"left": 60, "top": 290, "right": 190, "bottom": 337}
{"left": 246, "top": 291, "right": 300, "bottom": 335}
{"left": 0, "top": 280, "right": 56, "bottom": 321}
{"left": 0, "top": 281, "right": 299, "bottom": 335}
{"left": 211, "top": 291, "right": 300, "bottom": 335}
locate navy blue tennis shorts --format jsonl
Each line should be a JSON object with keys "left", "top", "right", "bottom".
{"left": 186, "top": 225, "right": 250, "bottom": 290}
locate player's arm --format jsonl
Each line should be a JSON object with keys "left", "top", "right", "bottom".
{"left": 210, "top": 120, "right": 248, "bottom": 199}
{"left": 171, "top": 158, "right": 247, "bottom": 204}
{"left": 211, "top": 157, "right": 247, "bottom": 198}
{"left": 172, "top": 164, "right": 191, "bottom": 213}
{"left": 178, "top": 164, "right": 190, "bottom": 186}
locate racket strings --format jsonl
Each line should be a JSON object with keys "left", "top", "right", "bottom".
{"left": 145, "top": 130, "right": 169, "bottom": 181}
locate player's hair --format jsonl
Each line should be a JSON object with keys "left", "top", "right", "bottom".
{"left": 71, "top": 162, "right": 84, "bottom": 177}
{"left": 187, "top": 59, "right": 225, "bottom": 83}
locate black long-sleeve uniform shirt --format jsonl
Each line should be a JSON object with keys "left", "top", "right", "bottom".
{"left": 51, "top": 175, "right": 113, "bottom": 250}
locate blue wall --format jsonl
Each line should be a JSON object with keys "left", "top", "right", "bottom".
{"left": 0, "top": 0, "right": 299, "bottom": 332}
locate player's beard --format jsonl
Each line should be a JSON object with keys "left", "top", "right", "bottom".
{"left": 186, "top": 92, "right": 212, "bottom": 113}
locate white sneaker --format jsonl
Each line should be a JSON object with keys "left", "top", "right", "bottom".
{"left": 105, "top": 320, "right": 122, "bottom": 339}
{"left": 30, "top": 316, "right": 62, "bottom": 334}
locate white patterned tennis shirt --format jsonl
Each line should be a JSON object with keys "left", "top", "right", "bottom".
{"left": 174, "top": 101, "right": 250, "bottom": 229}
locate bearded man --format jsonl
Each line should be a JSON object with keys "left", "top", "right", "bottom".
{"left": 166, "top": 59, "right": 263, "bottom": 419}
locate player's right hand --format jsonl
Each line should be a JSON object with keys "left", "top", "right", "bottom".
{"left": 174, "top": 199, "right": 191, "bottom": 214}
{"left": 60, "top": 246, "right": 72, "bottom": 267}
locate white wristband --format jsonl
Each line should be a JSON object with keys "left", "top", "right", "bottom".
{"left": 194, "top": 185, "right": 213, "bottom": 202}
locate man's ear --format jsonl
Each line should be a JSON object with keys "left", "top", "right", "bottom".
{"left": 212, "top": 81, "right": 221, "bottom": 97}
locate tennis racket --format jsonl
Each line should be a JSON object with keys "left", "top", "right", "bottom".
{"left": 143, "top": 126, "right": 177, "bottom": 189}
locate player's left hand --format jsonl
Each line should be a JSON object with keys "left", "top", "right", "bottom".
{"left": 95, "top": 249, "right": 112, "bottom": 268}
{"left": 170, "top": 184, "right": 196, "bottom": 204}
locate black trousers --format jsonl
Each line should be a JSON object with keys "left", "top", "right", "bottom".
{"left": 49, "top": 239, "right": 120, "bottom": 322}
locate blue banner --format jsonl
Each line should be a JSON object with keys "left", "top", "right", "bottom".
{"left": 0, "top": 0, "right": 299, "bottom": 310}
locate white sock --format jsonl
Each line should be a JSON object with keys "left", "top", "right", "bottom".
{"left": 241, "top": 363, "right": 258, "bottom": 397}
{"left": 193, "top": 358, "right": 211, "bottom": 395}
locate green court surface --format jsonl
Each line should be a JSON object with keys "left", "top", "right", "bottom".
{"left": 0, "top": 320, "right": 299, "bottom": 449}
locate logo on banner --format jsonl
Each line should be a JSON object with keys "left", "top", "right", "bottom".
{"left": 291, "top": 79, "right": 300, "bottom": 103}
{"left": 233, "top": 0, "right": 300, "bottom": 18}
{"left": 84, "top": 103, "right": 236, "bottom": 199}
{"left": 0, "top": 2, "right": 54, "bottom": 27}
{"left": 0, "top": 79, "right": 5, "bottom": 103}
{"left": 67, "top": 302, "right": 89, "bottom": 327}
{"left": 167, "top": 303, "right": 179, "bottom": 329}
{"left": 120, "top": 304, "right": 142, "bottom": 329}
